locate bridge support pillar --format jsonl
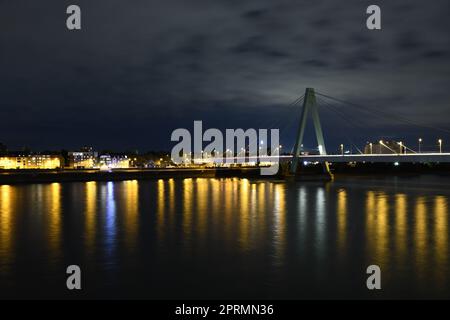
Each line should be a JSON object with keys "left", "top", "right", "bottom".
{"left": 289, "top": 88, "right": 333, "bottom": 179}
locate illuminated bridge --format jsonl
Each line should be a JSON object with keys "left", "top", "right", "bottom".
{"left": 196, "top": 87, "right": 450, "bottom": 178}
{"left": 292, "top": 153, "right": 450, "bottom": 163}
{"left": 198, "top": 153, "right": 450, "bottom": 164}
{"left": 187, "top": 87, "right": 450, "bottom": 178}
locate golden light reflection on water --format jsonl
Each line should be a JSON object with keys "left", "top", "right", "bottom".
{"left": 434, "top": 196, "right": 448, "bottom": 287}
{"left": 365, "top": 191, "right": 389, "bottom": 267}
{"left": 210, "top": 179, "right": 221, "bottom": 235}
{"left": 224, "top": 178, "right": 234, "bottom": 244}
{"left": 362, "top": 190, "right": 449, "bottom": 286}
{"left": 250, "top": 183, "right": 258, "bottom": 244}
{"left": 157, "top": 179, "right": 165, "bottom": 240}
{"left": 168, "top": 179, "right": 175, "bottom": 228}
{"left": 336, "top": 189, "right": 347, "bottom": 253}
{"left": 47, "top": 183, "right": 61, "bottom": 258}
{"left": 395, "top": 194, "right": 407, "bottom": 265}
{"left": 124, "top": 180, "right": 138, "bottom": 249}
{"left": 258, "top": 183, "right": 267, "bottom": 235}
{"left": 415, "top": 196, "right": 427, "bottom": 280}
{"left": 239, "top": 179, "right": 250, "bottom": 251}
{"left": 89, "top": 179, "right": 449, "bottom": 288}
{"left": 0, "top": 185, "right": 14, "bottom": 273}
{"left": 182, "top": 178, "right": 193, "bottom": 242}
{"left": 196, "top": 178, "right": 209, "bottom": 242}
{"left": 85, "top": 181, "right": 97, "bottom": 253}
{"left": 1, "top": 178, "right": 449, "bottom": 295}
{"left": 273, "top": 183, "right": 286, "bottom": 265}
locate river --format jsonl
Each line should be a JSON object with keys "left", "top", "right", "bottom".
{"left": 0, "top": 176, "right": 449, "bottom": 299}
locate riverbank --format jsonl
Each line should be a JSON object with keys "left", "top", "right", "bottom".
{"left": 0, "top": 167, "right": 266, "bottom": 185}
{"left": 1, "top": 163, "right": 449, "bottom": 185}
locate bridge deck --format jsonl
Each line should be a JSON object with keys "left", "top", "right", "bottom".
{"left": 295, "top": 153, "right": 450, "bottom": 163}
{"left": 193, "top": 153, "right": 450, "bottom": 164}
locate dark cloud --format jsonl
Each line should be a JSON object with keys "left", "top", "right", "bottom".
{"left": 242, "top": 9, "right": 268, "bottom": 20}
{"left": 303, "top": 59, "right": 329, "bottom": 68}
{"left": 396, "top": 31, "right": 423, "bottom": 51}
{"left": 0, "top": 0, "right": 449, "bottom": 151}
{"left": 231, "top": 35, "right": 289, "bottom": 58}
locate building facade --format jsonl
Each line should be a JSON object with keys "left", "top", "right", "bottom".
{"left": 67, "top": 150, "right": 98, "bottom": 169}
{"left": 0, "top": 155, "right": 61, "bottom": 169}
{"left": 98, "top": 154, "right": 130, "bottom": 169}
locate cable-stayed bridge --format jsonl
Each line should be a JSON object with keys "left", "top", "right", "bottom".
{"left": 189, "top": 87, "right": 450, "bottom": 178}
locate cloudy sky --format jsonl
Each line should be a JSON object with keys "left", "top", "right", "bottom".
{"left": 1, "top": 0, "right": 449, "bottom": 152}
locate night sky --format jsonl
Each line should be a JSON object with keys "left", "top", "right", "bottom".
{"left": 1, "top": 0, "right": 449, "bottom": 152}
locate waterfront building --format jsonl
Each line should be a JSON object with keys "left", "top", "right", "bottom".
{"left": 68, "top": 147, "right": 98, "bottom": 169}
{"left": 98, "top": 154, "right": 130, "bottom": 169}
{"left": 0, "top": 154, "right": 61, "bottom": 169}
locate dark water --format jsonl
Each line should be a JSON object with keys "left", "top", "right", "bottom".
{"left": 0, "top": 176, "right": 449, "bottom": 299}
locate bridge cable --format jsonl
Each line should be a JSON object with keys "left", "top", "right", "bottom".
{"left": 316, "top": 97, "right": 367, "bottom": 154}
{"left": 316, "top": 91, "right": 450, "bottom": 135}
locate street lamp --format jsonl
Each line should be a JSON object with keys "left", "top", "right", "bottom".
{"left": 439, "top": 139, "right": 442, "bottom": 153}
{"left": 340, "top": 144, "right": 344, "bottom": 156}
{"left": 369, "top": 142, "right": 373, "bottom": 154}
{"left": 398, "top": 141, "right": 405, "bottom": 155}
{"left": 418, "top": 138, "right": 422, "bottom": 153}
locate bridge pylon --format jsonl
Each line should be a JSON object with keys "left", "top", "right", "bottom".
{"left": 289, "top": 88, "right": 333, "bottom": 179}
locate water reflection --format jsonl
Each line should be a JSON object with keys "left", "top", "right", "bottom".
{"left": 46, "top": 183, "right": 61, "bottom": 262}
{"left": 336, "top": 189, "right": 347, "bottom": 253}
{"left": 157, "top": 179, "right": 165, "bottom": 241}
{"left": 102, "top": 182, "right": 117, "bottom": 258}
{"left": 365, "top": 191, "right": 389, "bottom": 267}
{"left": 434, "top": 196, "right": 448, "bottom": 287}
{"left": 0, "top": 177, "right": 449, "bottom": 298}
{"left": 314, "top": 187, "right": 327, "bottom": 263}
{"left": 0, "top": 185, "right": 14, "bottom": 274}
{"left": 297, "top": 186, "right": 307, "bottom": 253}
{"left": 182, "top": 178, "right": 193, "bottom": 244}
{"left": 272, "top": 184, "right": 286, "bottom": 266}
{"left": 415, "top": 196, "right": 427, "bottom": 281}
{"left": 197, "top": 178, "right": 208, "bottom": 244}
{"left": 224, "top": 178, "right": 234, "bottom": 244}
{"left": 239, "top": 179, "right": 250, "bottom": 252}
{"left": 124, "top": 180, "right": 138, "bottom": 250}
{"left": 85, "top": 181, "right": 97, "bottom": 254}
{"left": 394, "top": 194, "right": 407, "bottom": 265}
{"left": 168, "top": 179, "right": 175, "bottom": 230}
